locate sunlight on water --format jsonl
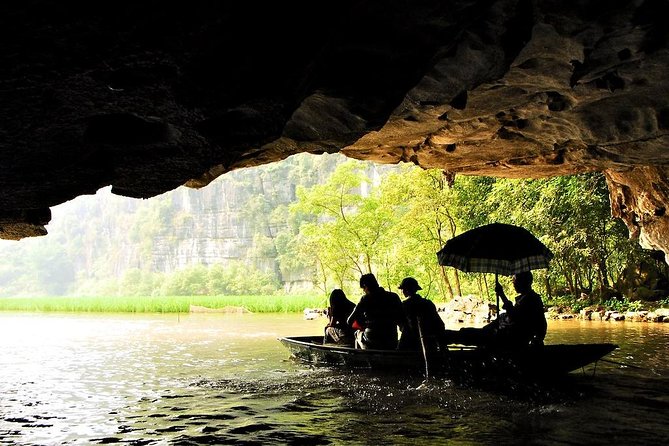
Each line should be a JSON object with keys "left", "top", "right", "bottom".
{"left": 0, "top": 313, "right": 667, "bottom": 445}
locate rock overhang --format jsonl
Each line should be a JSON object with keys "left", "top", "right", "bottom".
{"left": 1, "top": 0, "right": 668, "bottom": 258}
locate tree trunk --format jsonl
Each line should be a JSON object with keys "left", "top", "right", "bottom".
{"left": 482, "top": 274, "right": 490, "bottom": 302}
{"left": 454, "top": 270, "right": 462, "bottom": 296}
{"left": 439, "top": 265, "right": 454, "bottom": 300}
{"left": 545, "top": 274, "right": 552, "bottom": 301}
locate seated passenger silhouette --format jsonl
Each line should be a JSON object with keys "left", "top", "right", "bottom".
{"left": 347, "top": 273, "right": 403, "bottom": 350}
{"left": 444, "top": 271, "right": 547, "bottom": 349}
{"left": 323, "top": 289, "right": 356, "bottom": 346}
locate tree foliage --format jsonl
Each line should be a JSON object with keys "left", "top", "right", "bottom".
{"left": 290, "top": 164, "right": 664, "bottom": 303}
{"left": 481, "top": 174, "right": 650, "bottom": 301}
{"left": 0, "top": 153, "right": 663, "bottom": 304}
{"left": 289, "top": 161, "right": 398, "bottom": 292}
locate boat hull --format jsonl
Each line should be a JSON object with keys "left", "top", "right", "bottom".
{"left": 278, "top": 336, "right": 618, "bottom": 378}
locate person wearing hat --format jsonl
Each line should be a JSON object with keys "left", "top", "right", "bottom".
{"left": 397, "top": 277, "right": 445, "bottom": 352}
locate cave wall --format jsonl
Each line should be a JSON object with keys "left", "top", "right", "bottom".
{"left": 1, "top": 0, "right": 669, "bottom": 257}
{"left": 605, "top": 166, "right": 669, "bottom": 257}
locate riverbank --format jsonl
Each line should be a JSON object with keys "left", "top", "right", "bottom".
{"left": 2, "top": 294, "right": 668, "bottom": 322}
{"left": 438, "top": 294, "right": 669, "bottom": 325}
{"left": 0, "top": 295, "right": 325, "bottom": 313}
{"left": 547, "top": 307, "right": 669, "bottom": 322}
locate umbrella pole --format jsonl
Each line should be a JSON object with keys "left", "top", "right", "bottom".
{"left": 495, "top": 273, "right": 500, "bottom": 319}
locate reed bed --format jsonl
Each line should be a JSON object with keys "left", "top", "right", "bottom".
{"left": 0, "top": 295, "right": 327, "bottom": 313}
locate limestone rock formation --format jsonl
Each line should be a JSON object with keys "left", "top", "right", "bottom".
{"left": 1, "top": 1, "right": 669, "bottom": 258}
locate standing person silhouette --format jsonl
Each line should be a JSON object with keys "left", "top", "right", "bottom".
{"left": 347, "top": 273, "right": 403, "bottom": 350}
{"left": 323, "top": 289, "right": 356, "bottom": 346}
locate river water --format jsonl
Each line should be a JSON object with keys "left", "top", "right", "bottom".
{"left": 0, "top": 312, "right": 667, "bottom": 445}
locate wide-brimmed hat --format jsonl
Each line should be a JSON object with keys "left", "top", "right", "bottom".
{"left": 398, "top": 277, "right": 421, "bottom": 291}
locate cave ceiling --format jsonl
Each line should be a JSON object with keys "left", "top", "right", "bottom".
{"left": 1, "top": 0, "right": 669, "bottom": 257}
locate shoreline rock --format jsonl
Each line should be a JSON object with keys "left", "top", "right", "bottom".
{"left": 439, "top": 296, "right": 669, "bottom": 323}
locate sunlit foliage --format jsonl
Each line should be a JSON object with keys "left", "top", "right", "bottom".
{"left": 0, "top": 154, "right": 664, "bottom": 308}
{"left": 290, "top": 163, "right": 664, "bottom": 304}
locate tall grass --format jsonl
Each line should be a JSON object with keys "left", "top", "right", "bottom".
{"left": 0, "top": 295, "right": 327, "bottom": 313}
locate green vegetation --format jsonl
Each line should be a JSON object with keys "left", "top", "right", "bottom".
{"left": 0, "top": 294, "right": 324, "bottom": 313}
{"left": 285, "top": 161, "right": 667, "bottom": 307}
{"left": 86, "top": 262, "right": 281, "bottom": 297}
{"left": 0, "top": 153, "right": 667, "bottom": 314}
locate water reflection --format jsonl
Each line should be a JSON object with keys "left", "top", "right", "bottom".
{"left": 0, "top": 313, "right": 667, "bottom": 445}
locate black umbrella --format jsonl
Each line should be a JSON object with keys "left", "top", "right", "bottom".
{"left": 436, "top": 223, "right": 553, "bottom": 309}
{"left": 437, "top": 223, "right": 553, "bottom": 275}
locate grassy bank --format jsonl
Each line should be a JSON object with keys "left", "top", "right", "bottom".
{"left": 0, "top": 295, "right": 327, "bottom": 313}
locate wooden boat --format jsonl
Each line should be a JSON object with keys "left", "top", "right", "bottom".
{"left": 278, "top": 336, "right": 618, "bottom": 378}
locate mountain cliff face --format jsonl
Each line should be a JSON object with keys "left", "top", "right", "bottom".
{"left": 84, "top": 155, "right": 346, "bottom": 276}
{"left": 2, "top": 1, "right": 669, "bottom": 261}
{"left": 153, "top": 181, "right": 267, "bottom": 272}
{"left": 0, "top": 154, "right": 363, "bottom": 295}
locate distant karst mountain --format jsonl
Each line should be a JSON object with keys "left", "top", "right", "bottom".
{"left": 0, "top": 154, "right": 389, "bottom": 296}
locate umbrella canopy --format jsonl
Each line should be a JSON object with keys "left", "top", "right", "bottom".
{"left": 436, "top": 223, "right": 553, "bottom": 276}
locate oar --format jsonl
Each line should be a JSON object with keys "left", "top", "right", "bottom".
{"left": 417, "top": 315, "right": 430, "bottom": 380}
{"left": 599, "top": 358, "right": 644, "bottom": 369}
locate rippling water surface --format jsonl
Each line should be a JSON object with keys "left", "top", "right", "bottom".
{"left": 0, "top": 312, "right": 667, "bottom": 445}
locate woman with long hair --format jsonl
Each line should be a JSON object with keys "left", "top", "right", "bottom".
{"left": 323, "top": 289, "right": 356, "bottom": 346}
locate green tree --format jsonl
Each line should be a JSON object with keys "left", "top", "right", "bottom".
{"left": 380, "top": 166, "right": 462, "bottom": 299}
{"left": 291, "top": 160, "right": 397, "bottom": 293}
{"left": 483, "top": 173, "right": 653, "bottom": 301}
{"left": 116, "top": 269, "right": 163, "bottom": 296}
